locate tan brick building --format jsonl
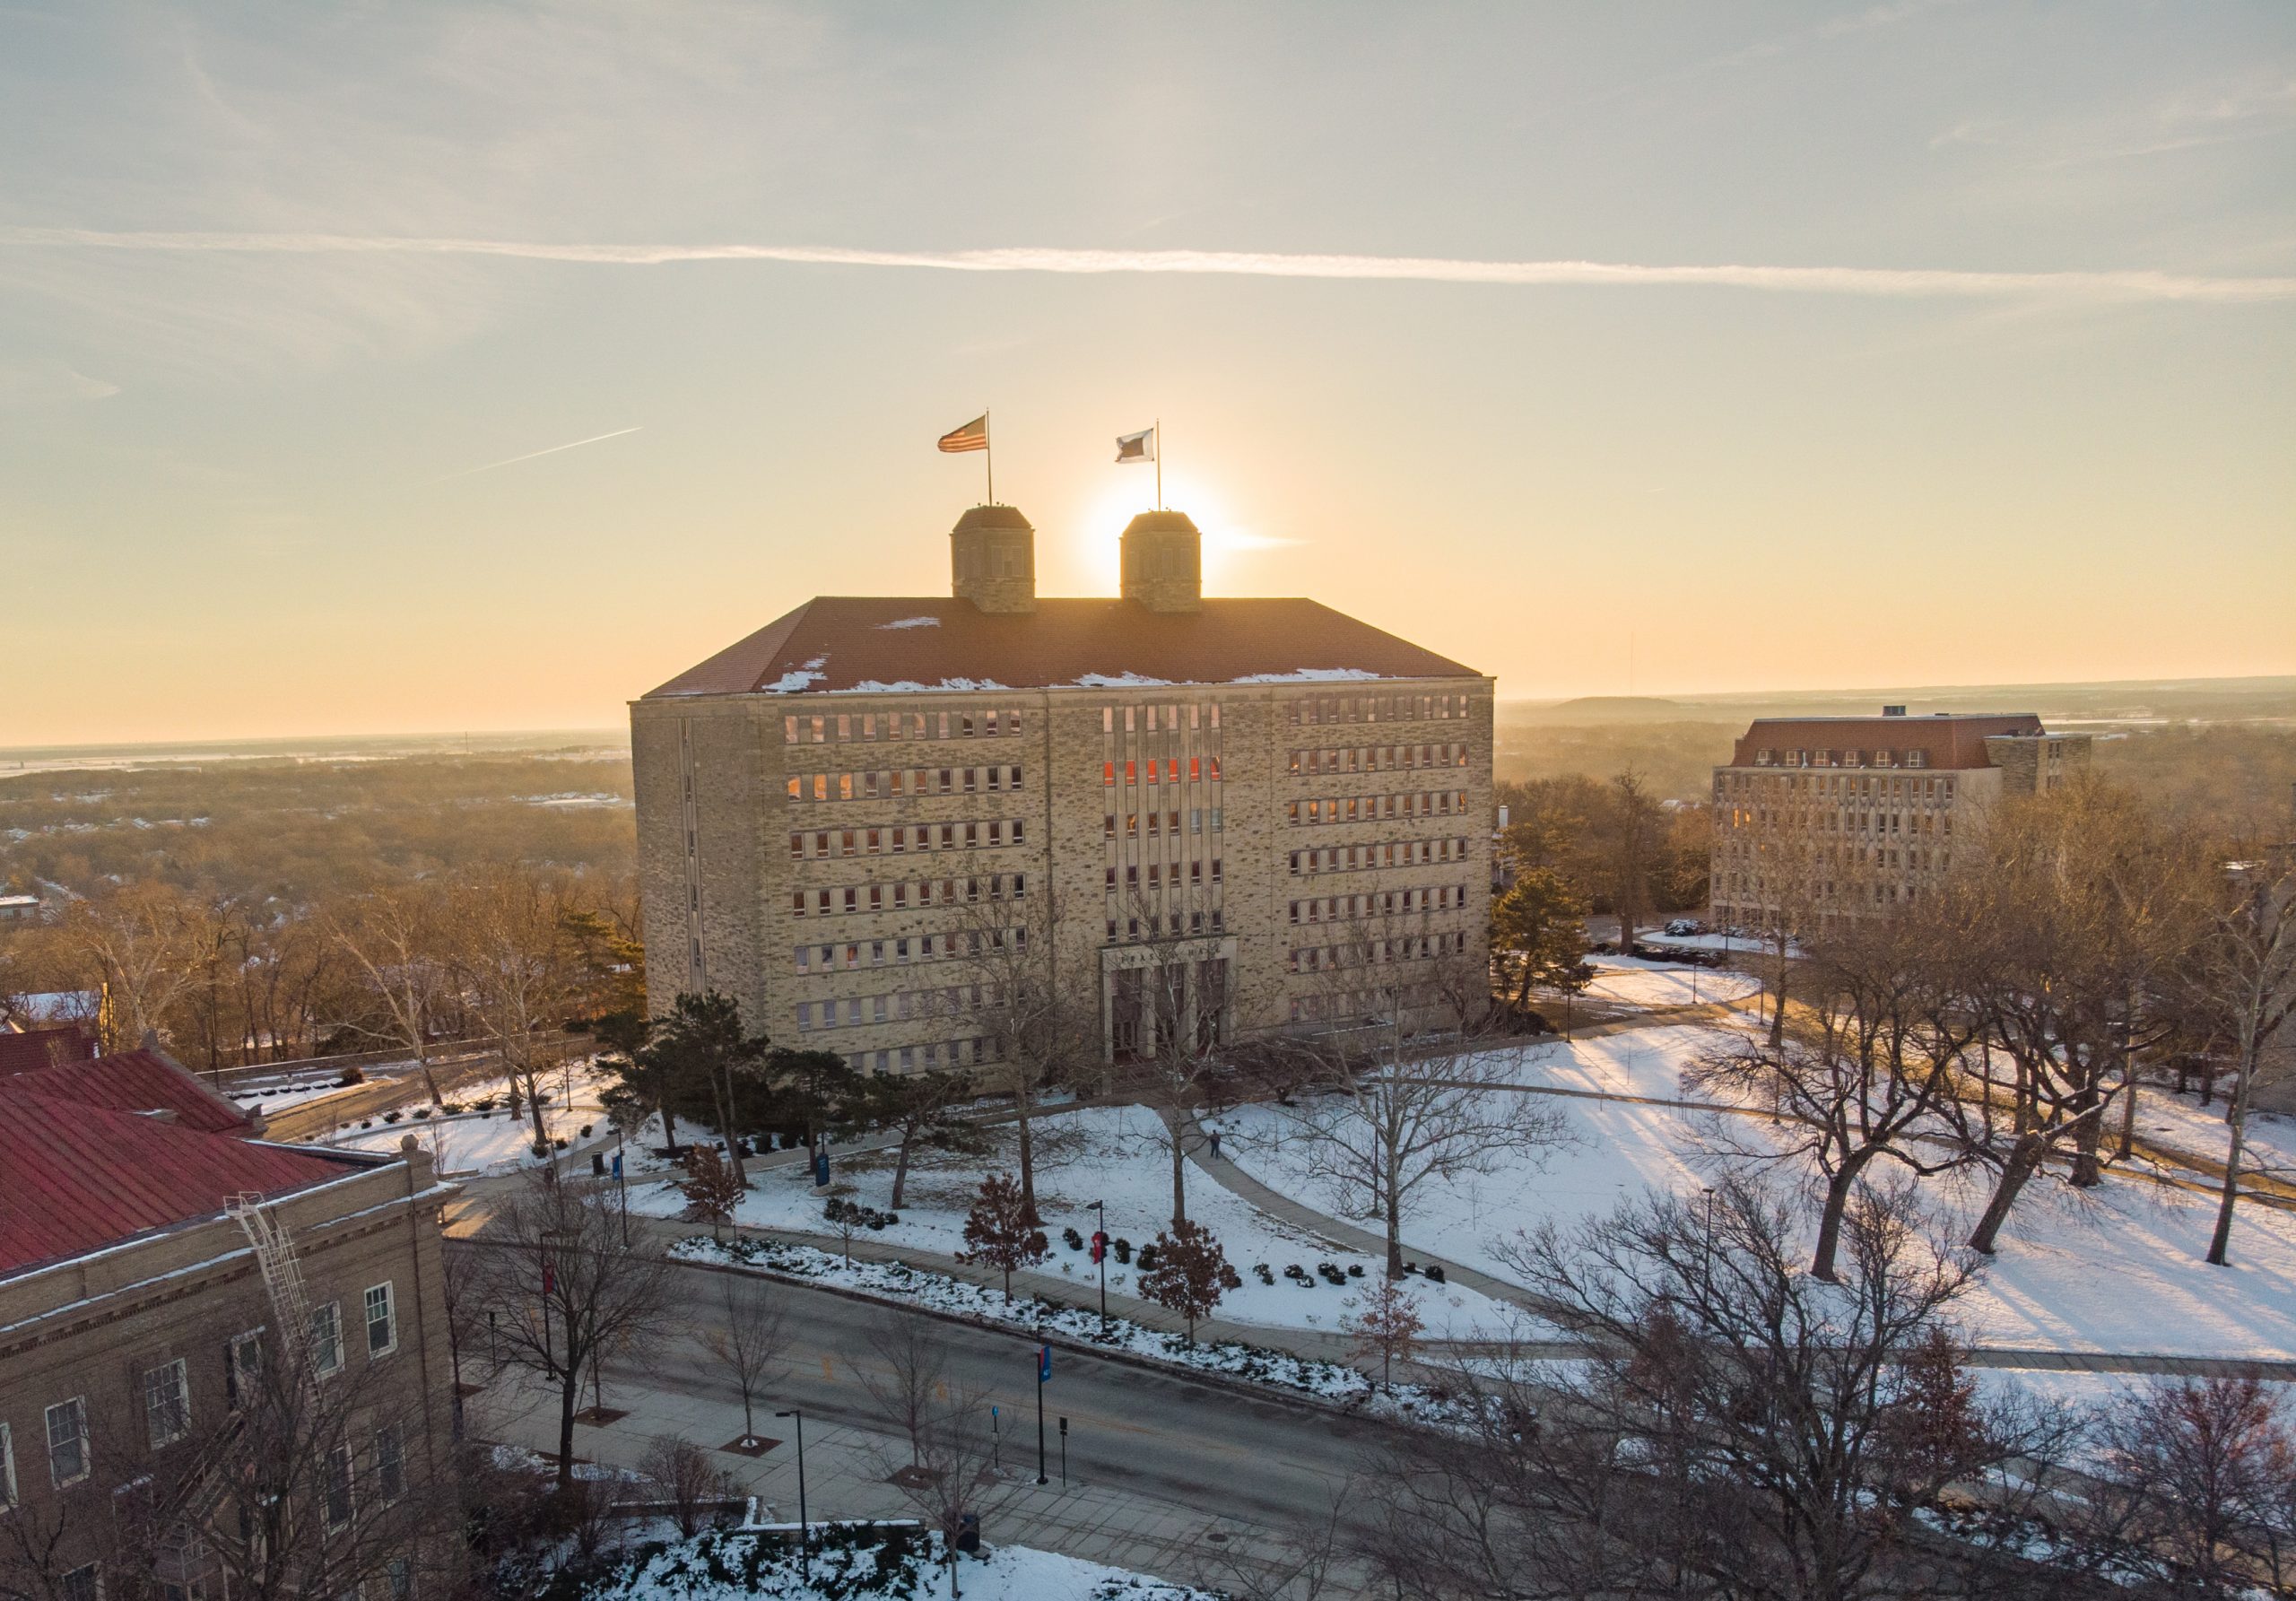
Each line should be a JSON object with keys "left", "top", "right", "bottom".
{"left": 1709, "top": 708, "right": 2092, "bottom": 935}
{"left": 0, "top": 1060, "right": 457, "bottom": 1600}
{"left": 632, "top": 503, "right": 1495, "bottom": 1066}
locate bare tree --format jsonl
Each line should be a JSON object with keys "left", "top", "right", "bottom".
{"left": 1341, "top": 1275, "right": 1425, "bottom": 1390}
{"left": 451, "top": 866, "right": 578, "bottom": 1153}
{"left": 1284, "top": 935, "right": 1569, "bottom": 1276}
{"left": 702, "top": 1274, "right": 790, "bottom": 1449}
{"left": 1603, "top": 769, "right": 1665, "bottom": 957}
{"left": 872, "top": 1379, "right": 1016, "bottom": 1601}
{"left": 1952, "top": 781, "right": 2207, "bottom": 1252}
{"left": 1365, "top": 1176, "right": 2081, "bottom": 1601}
{"left": 2082, "top": 1376, "right": 2296, "bottom": 1597}
{"left": 1113, "top": 891, "right": 1234, "bottom": 1226}
{"left": 2187, "top": 856, "right": 2296, "bottom": 1266}
{"left": 639, "top": 1434, "right": 739, "bottom": 1538}
{"left": 475, "top": 1171, "right": 675, "bottom": 1491}
{"left": 1689, "top": 902, "right": 1985, "bottom": 1280}
{"left": 948, "top": 892, "right": 1092, "bottom": 1224}
{"left": 329, "top": 877, "right": 455, "bottom": 1108}
{"left": 56, "top": 880, "right": 220, "bottom": 1051}
{"left": 858, "top": 1311, "right": 949, "bottom": 1470}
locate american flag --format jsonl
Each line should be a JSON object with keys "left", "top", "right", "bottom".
{"left": 937, "top": 414, "right": 989, "bottom": 453}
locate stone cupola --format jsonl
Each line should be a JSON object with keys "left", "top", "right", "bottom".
{"left": 950, "top": 503, "right": 1036, "bottom": 613}
{"left": 1119, "top": 509, "right": 1201, "bottom": 613}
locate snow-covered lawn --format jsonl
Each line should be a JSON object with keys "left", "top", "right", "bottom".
{"left": 584, "top": 1523, "right": 1215, "bottom": 1601}
{"left": 2127, "top": 1084, "right": 2296, "bottom": 1178}
{"left": 324, "top": 1062, "right": 612, "bottom": 1174}
{"left": 1580, "top": 955, "right": 1761, "bottom": 1009}
{"left": 1222, "top": 1027, "right": 2296, "bottom": 1362}
{"left": 627, "top": 1104, "right": 1518, "bottom": 1336}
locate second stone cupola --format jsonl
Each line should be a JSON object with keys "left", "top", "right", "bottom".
{"left": 949, "top": 503, "right": 1036, "bottom": 613}
{"left": 1119, "top": 509, "right": 1201, "bottom": 613}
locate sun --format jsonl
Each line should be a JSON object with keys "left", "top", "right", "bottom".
{"left": 1079, "top": 473, "right": 1254, "bottom": 596}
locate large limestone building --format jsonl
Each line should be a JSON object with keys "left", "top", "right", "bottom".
{"left": 1709, "top": 707, "right": 2092, "bottom": 937}
{"left": 632, "top": 503, "right": 1495, "bottom": 1069}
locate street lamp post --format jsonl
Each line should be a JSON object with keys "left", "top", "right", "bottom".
{"left": 614, "top": 1131, "right": 631, "bottom": 1247}
{"left": 1034, "top": 1344, "right": 1049, "bottom": 1485}
{"left": 1092, "top": 1200, "right": 1107, "bottom": 1332}
{"left": 774, "top": 1408, "right": 809, "bottom": 1582}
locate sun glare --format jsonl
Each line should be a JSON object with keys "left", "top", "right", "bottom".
{"left": 1079, "top": 473, "right": 1257, "bottom": 596}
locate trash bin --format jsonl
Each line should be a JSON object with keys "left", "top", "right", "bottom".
{"left": 955, "top": 1512, "right": 980, "bottom": 1553}
{"left": 589, "top": 1153, "right": 606, "bottom": 1176}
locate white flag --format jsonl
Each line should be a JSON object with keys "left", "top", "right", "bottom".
{"left": 1115, "top": 427, "right": 1155, "bottom": 464}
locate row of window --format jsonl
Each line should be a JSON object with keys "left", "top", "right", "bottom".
{"left": 1288, "top": 885, "right": 1470, "bottom": 924}
{"left": 1103, "top": 809, "right": 1224, "bottom": 838}
{"left": 1109, "top": 909, "right": 1228, "bottom": 941}
{"left": 1290, "top": 692, "right": 1473, "bottom": 727}
{"left": 1107, "top": 859, "right": 1224, "bottom": 891}
{"left": 784, "top": 708, "right": 1024, "bottom": 744}
{"left": 1289, "top": 931, "right": 1470, "bottom": 971}
{"left": 1718, "top": 770, "right": 1958, "bottom": 803}
{"left": 2, "top": 1285, "right": 395, "bottom": 1505}
{"left": 1289, "top": 981, "right": 1442, "bottom": 1024}
{"left": 1290, "top": 838, "right": 1468, "bottom": 874}
{"left": 790, "top": 874, "right": 1027, "bottom": 918}
{"left": 794, "top": 927, "right": 1023, "bottom": 974}
{"left": 843, "top": 1038, "right": 991, "bottom": 1075}
{"left": 790, "top": 817, "right": 1024, "bottom": 859}
{"left": 786, "top": 765, "right": 1023, "bottom": 802}
{"left": 1287, "top": 744, "right": 1467, "bottom": 777}
{"left": 1751, "top": 746, "right": 1932, "bottom": 770}
{"left": 1289, "top": 791, "right": 1470, "bottom": 826}
{"left": 796, "top": 982, "right": 1003, "bottom": 1032}
{"left": 1104, "top": 703, "right": 1222, "bottom": 732}
{"left": 1102, "top": 755, "right": 1224, "bottom": 786}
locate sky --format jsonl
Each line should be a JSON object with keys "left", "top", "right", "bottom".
{"left": 2, "top": 2, "right": 2291, "bottom": 744}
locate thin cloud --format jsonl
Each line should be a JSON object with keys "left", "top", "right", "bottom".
{"left": 422, "top": 425, "right": 641, "bottom": 486}
{"left": 4, "top": 227, "right": 2291, "bottom": 304}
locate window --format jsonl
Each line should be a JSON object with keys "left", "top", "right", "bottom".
{"left": 365, "top": 1283, "right": 397, "bottom": 1358}
{"left": 310, "top": 1301, "right": 344, "bottom": 1377}
{"left": 387, "top": 1558, "right": 413, "bottom": 1601}
{"left": 59, "top": 1566, "right": 99, "bottom": 1601}
{"left": 0, "top": 1421, "right": 14, "bottom": 1510}
{"left": 46, "top": 1398, "right": 87, "bottom": 1486}
{"left": 375, "top": 1425, "right": 405, "bottom": 1503}
{"left": 144, "top": 1357, "right": 190, "bottom": 1447}
{"left": 324, "top": 1440, "right": 354, "bottom": 1532}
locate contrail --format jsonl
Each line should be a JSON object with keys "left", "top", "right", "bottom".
{"left": 422, "top": 425, "right": 640, "bottom": 485}
{"left": 4, "top": 225, "right": 2292, "bottom": 304}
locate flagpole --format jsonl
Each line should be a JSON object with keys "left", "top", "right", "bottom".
{"left": 986, "top": 407, "right": 994, "bottom": 506}
{"left": 1155, "top": 416, "right": 1162, "bottom": 510}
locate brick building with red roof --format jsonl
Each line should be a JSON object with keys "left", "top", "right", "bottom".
{"left": 1709, "top": 705, "right": 2092, "bottom": 935}
{"left": 0, "top": 1070, "right": 457, "bottom": 1596}
{"left": 634, "top": 502, "right": 1495, "bottom": 1063}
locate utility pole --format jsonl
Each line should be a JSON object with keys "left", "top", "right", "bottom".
{"left": 775, "top": 1408, "right": 809, "bottom": 1582}
{"left": 1035, "top": 1344, "right": 1050, "bottom": 1485}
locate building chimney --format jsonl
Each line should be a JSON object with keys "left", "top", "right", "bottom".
{"left": 1119, "top": 509, "right": 1201, "bottom": 613}
{"left": 949, "top": 504, "right": 1035, "bottom": 613}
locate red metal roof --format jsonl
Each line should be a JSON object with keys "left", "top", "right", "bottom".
{"left": 0, "top": 1023, "right": 100, "bottom": 1077}
{"left": 0, "top": 1089, "right": 362, "bottom": 1276}
{"left": 4, "top": 1048, "right": 256, "bottom": 1135}
{"left": 645, "top": 596, "right": 1480, "bottom": 700}
{"left": 1728, "top": 714, "right": 2047, "bottom": 770}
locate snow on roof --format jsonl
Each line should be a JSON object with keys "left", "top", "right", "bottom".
{"left": 646, "top": 597, "right": 1478, "bottom": 699}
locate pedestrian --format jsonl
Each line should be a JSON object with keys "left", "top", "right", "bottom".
{"left": 1208, "top": 1128, "right": 1222, "bottom": 1161}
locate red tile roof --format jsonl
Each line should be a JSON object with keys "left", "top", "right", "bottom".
{"left": 0, "top": 1090, "right": 361, "bottom": 1275}
{"left": 1728, "top": 713, "right": 2047, "bottom": 770}
{"left": 5, "top": 1048, "right": 256, "bottom": 1135}
{"left": 645, "top": 596, "right": 1480, "bottom": 699}
{"left": 0, "top": 1023, "right": 100, "bottom": 1077}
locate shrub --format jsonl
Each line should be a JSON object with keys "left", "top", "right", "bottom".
{"left": 579, "top": 1123, "right": 595, "bottom": 1138}
{"left": 532, "top": 1141, "right": 552, "bottom": 1159}
{"left": 1254, "top": 1263, "right": 1275, "bottom": 1286}
{"left": 382, "top": 1110, "right": 404, "bottom": 1124}
{"left": 412, "top": 1108, "right": 431, "bottom": 1121}
{"left": 552, "top": 1137, "right": 569, "bottom": 1151}
{"left": 1113, "top": 1237, "right": 1134, "bottom": 1265}
{"left": 1062, "top": 1226, "right": 1085, "bottom": 1252}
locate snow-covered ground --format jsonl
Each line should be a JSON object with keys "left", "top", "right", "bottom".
{"left": 628, "top": 1104, "right": 1518, "bottom": 1336}
{"left": 2126, "top": 1085, "right": 2296, "bottom": 1178}
{"left": 324, "top": 1062, "right": 612, "bottom": 1174}
{"left": 674, "top": 1236, "right": 1458, "bottom": 1416}
{"left": 1578, "top": 954, "right": 1761, "bottom": 1008}
{"left": 229, "top": 1079, "right": 363, "bottom": 1117}
{"left": 1222, "top": 1026, "right": 2296, "bottom": 1362}
{"left": 585, "top": 1524, "right": 1215, "bottom": 1601}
